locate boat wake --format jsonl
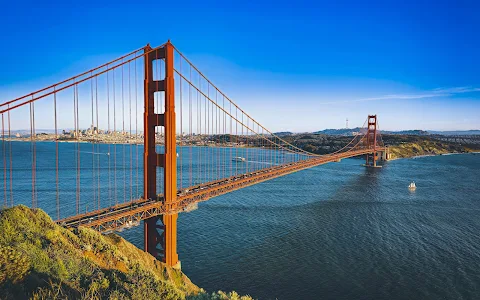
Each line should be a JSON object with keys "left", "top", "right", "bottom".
{"left": 79, "top": 151, "right": 110, "bottom": 156}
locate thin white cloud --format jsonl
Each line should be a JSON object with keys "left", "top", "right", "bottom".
{"left": 432, "top": 87, "right": 480, "bottom": 94}
{"left": 319, "top": 86, "right": 480, "bottom": 105}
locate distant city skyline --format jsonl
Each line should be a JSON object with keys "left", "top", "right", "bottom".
{"left": 1, "top": 0, "right": 479, "bottom": 132}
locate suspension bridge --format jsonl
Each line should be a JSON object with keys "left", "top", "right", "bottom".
{"left": 0, "top": 41, "right": 388, "bottom": 268}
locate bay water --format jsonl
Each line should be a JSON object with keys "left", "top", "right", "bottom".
{"left": 2, "top": 141, "right": 480, "bottom": 299}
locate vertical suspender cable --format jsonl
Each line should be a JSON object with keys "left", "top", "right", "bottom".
{"left": 113, "top": 67, "right": 117, "bottom": 206}
{"left": 135, "top": 54, "right": 139, "bottom": 199}
{"left": 91, "top": 73, "right": 96, "bottom": 211}
{"left": 179, "top": 55, "right": 183, "bottom": 190}
{"left": 73, "top": 83, "right": 77, "bottom": 214}
{"left": 96, "top": 76, "right": 100, "bottom": 209}
{"left": 54, "top": 88, "right": 59, "bottom": 219}
{"left": 241, "top": 113, "right": 244, "bottom": 174}
{"left": 189, "top": 65, "right": 192, "bottom": 187}
{"left": 2, "top": 114, "right": 6, "bottom": 207}
{"left": 30, "top": 100, "right": 35, "bottom": 208}
{"left": 129, "top": 61, "right": 133, "bottom": 202}
{"left": 246, "top": 117, "right": 248, "bottom": 172}
{"left": 122, "top": 61, "right": 126, "bottom": 204}
{"left": 197, "top": 79, "right": 200, "bottom": 185}
{"left": 8, "top": 106, "right": 12, "bottom": 207}
{"left": 235, "top": 107, "right": 238, "bottom": 176}
{"left": 30, "top": 101, "right": 33, "bottom": 207}
{"left": 216, "top": 90, "right": 219, "bottom": 180}
{"left": 207, "top": 84, "right": 210, "bottom": 182}
{"left": 205, "top": 82, "right": 208, "bottom": 183}
{"left": 76, "top": 83, "right": 80, "bottom": 213}
{"left": 223, "top": 95, "right": 226, "bottom": 179}
{"left": 107, "top": 66, "right": 112, "bottom": 207}
{"left": 230, "top": 101, "right": 232, "bottom": 177}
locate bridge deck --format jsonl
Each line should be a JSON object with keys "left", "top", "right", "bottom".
{"left": 58, "top": 147, "right": 385, "bottom": 232}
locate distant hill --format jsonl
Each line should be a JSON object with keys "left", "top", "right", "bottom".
{"left": 385, "top": 130, "right": 429, "bottom": 135}
{"left": 428, "top": 130, "right": 480, "bottom": 136}
{"left": 274, "top": 131, "right": 294, "bottom": 136}
{"left": 311, "top": 128, "right": 429, "bottom": 136}
{"left": 312, "top": 128, "right": 480, "bottom": 136}
{"left": 313, "top": 128, "right": 362, "bottom": 136}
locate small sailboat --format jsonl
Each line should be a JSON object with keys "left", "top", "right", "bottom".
{"left": 408, "top": 181, "right": 416, "bottom": 190}
{"left": 232, "top": 156, "right": 246, "bottom": 162}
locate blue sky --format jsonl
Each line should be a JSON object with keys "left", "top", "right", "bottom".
{"left": 1, "top": 0, "right": 479, "bottom": 131}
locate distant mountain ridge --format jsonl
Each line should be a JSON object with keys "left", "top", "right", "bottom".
{"left": 428, "top": 130, "right": 480, "bottom": 136}
{"left": 312, "top": 128, "right": 479, "bottom": 136}
{"left": 313, "top": 128, "right": 362, "bottom": 136}
{"left": 273, "top": 131, "right": 294, "bottom": 136}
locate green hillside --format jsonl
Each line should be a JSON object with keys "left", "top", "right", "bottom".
{"left": 381, "top": 135, "right": 479, "bottom": 159}
{"left": 0, "top": 205, "right": 252, "bottom": 300}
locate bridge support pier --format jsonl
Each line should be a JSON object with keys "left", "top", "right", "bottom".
{"left": 380, "top": 147, "right": 389, "bottom": 161}
{"left": 365, "top": 152, "right": 382, "bottom": 168}
{"left": 144, "top": 214, "right": 180, "bottom": 269}
{"left": 143, "top": 41, "right": 179, "bottom": 268}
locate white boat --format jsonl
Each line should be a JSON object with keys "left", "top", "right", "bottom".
{"left": 125, "top": 220, "right": 133, "bottom": 228}
{"left": 408, "top": 181, "right": 417, "bottom": 190}
{"left": 232, "top": 156, "right": 246, "bottom": 162}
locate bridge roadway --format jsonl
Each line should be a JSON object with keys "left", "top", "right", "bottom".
{"left": 59, "top": 147, "right": 386, "bottom": 232}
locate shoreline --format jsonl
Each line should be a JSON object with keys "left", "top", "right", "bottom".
{"left": 3, "top": 139, "right": 480, "bottom": 160}
{"left": 1, "top": 139, "right": 248, "bottom": 148}
{"left": 387, "top": 151, "right": 479, "bottom": 162}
